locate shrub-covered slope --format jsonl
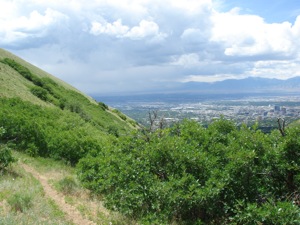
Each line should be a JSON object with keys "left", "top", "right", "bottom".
{"left": 78, "top": 119, "right": 300, "bottom": 224}
{"left": 0, "top": 48, "right": 137, "bottom": 164}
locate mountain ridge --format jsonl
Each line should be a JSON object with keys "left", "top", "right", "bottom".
{"left": 179, "top": 76, "right": 300, "bottom": 94}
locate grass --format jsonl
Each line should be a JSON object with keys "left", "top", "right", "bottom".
{"left": 0, "top": 62, "right": 49, "bottom": 106}
{"left": 7, "top": 192, "right": 33, "bottom": 212}
{"left": 3, "top": 151, "right": 138, "bottom": 225}
{"left": 0, "top": 48, "right": 92, "bottom": 101}
{"left": 0, "top": 161, "right": 72, "bottom": 225}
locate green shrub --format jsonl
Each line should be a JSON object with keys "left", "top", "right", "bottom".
{"left": 0, "top": 127, "right": 15, "bottom": 170}
{"left": 0, "top": 145, "right": 15, "bottom": 170}
{"left": 77, "top": 119, "right": 300, "bottom": 224}
{"left": 98, "top": 102, "right": 108, "bottom": 110}
{"left": 0, "top": 98, "right": 108, "bottom": 165}
{"left": 7, "top": 192, "right": 33, "bottom": 212}
{"left": 1, "top": 58, "right": 33, "bottom": 81}
{"left": 30, "top": 86, "right": 49, "bottom": 101}
{"left": 232, "top": 200, "right": 300, "bottom": 225}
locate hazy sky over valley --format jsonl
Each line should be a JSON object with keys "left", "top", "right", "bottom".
{"left": 1, "top": 0, "right": 300, "bottom": 95}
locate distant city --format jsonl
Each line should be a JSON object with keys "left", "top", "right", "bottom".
{"left": 96, "top": 93, "right": 300, "bottom": 132}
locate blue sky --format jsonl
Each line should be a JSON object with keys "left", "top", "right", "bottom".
{"left": 1, "top": 0, "right": 300, "bottom": 95}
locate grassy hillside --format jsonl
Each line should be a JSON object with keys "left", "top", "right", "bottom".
{"left": 0, "top": 48, "right": 88, "bottom": 99}
{"left": 0, "top": 48, "right": 138, "bottom": 130}
{"left": 0, "top": 48, "right": 138, "bottom": 128}
{"left": 0, "top": 48, "right": 138, "bottom": 164}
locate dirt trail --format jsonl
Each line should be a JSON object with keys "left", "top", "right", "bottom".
{"left": 20, "top": 163, "right": 96, "bottom": 225}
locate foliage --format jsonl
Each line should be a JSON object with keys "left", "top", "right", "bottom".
{"left": 98, "top": 101, "right": 109, "bottom": 110}
{"left": 0, "top": 146, "right": 16, "bottom": 170}
{"left": 78, "top": 119, "right": 300, "bottom": 224}
{"left": 0, "top": 98, "right": 112, "bottom": 165}
{"left": 0, "top": 127, "right": 15, "bottom": 170}
{"left": 232, "top": 200, "right": 300, "bottom": 225}
{"left": 1, "top": 58, "right": 35, "bottom": 82}
{"left": 30, "top": 86, "right": 49, "bottom": 101}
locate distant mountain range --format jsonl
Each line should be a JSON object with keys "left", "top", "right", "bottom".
{"left": 177, "top": 77, "right": 300, "bottom": 94}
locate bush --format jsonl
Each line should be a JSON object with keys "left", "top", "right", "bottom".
{"left": 98, "top": 102, "right": 108, "bottom": 110}
{"left": 0, "top": 98, "right": 107, "bottom": 165}
{"left": 7, "top": 192, "right": 33, "bottom": 212}
{"left": 0, "top": 146, "right": 16, "bottom": 170}
{"left": 30, "top": 86, "right": 49, "bottom": 101}
{"left": 0, "top": 127, "right": 15, "bottom": 170}
{"left": 77, "top": 119, "right": 300, "bottom": 224}
{"left": 1, "top": 58, "right": 34, "bottom": 81}
{"left": 232, "top": 200, "right": 300, "bottom": 225}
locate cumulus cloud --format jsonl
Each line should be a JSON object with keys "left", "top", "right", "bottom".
{"left": 1, "top": 0, "right": 300, "bottom": 94}
{"left": 90, "top": 19, "right": 166, "bottom": 41}
{"left": 90, "top": 19, "right": 129, "bottom": 37}
{"left": 211, "top": 8, "right": 300, "bottom": 58}
{"left": 0, "top": 7, "right": 67, "bottom": 47}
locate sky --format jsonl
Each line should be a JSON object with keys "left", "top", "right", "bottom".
{"left": 1, "top": 0, "right": 300, "bottom": 95}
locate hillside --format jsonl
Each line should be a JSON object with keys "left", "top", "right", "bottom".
{"left": 0, "top": 48, "right": 138, "bottom": 129}
{"left": 0, "top": 48, "right": 138, "bottom": 164}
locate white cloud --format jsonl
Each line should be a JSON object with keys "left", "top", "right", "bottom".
{"left": 211, "top": 9, "right": 300, "bottom": 57}
{"left": 0, "top": 8, "right": 67, "bottom": 45}
{"left": 125, "top": 20, "right": 160, "bottom": 39}
{"left": 90, "top": 19, "right": 166, "bottom": 41}
{"left": 90, "top": 19, "right": 129, "bottom": 37}
{"left": 248, "top": 60, "right": 300, "bottom": 79}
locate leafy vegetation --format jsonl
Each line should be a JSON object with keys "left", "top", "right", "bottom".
{"left": 0, "top": 97, "right": 115, "bottom": 165}
{"left": 0, "top": 127, "right": 15, "bottom": 171}
{"left": 78, "top": 119, "right": 300, "bottom": 224}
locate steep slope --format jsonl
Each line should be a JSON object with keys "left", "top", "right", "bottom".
{"left": 0, "top": 48, "right": 138, "bottom": 164}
